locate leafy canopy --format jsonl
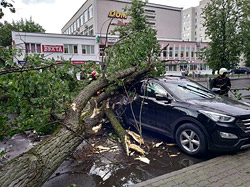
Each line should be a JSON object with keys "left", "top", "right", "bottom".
{"left": 0, "top": 18, "right": 46, "bottom": 47}
{"left": 0, "top": 0, "right": 163, "bottom": 139}
{"left": 202, "top": 0, "right": 248, "bottom": 72}
{"left": 104, "top": 0, "right": 162, "bottom": 77}
{"left": 0, "top": 0, "right": 15, "bottom": 19}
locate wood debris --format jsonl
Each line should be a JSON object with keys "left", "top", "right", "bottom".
{"left": 70, "top": 103, "right": 78, "bottom": 111}
{"left": 92, "top": 123, "right": 102, "bottom": 134}
{"left": 126, "top": 130, "right": 144, "bottom": 145}
{"left": 135, "top": 156, "right": 150, "bottom": 164}
{"left": 153, "top": 142, "right": 163, "bottom": 148}
{"left": 128, "top": 144, "right": 145, "bottom": 155}
{"left": 169, "top": 152, "right": 180, "bottom": 158}
{"left": 125, "top": 135, "right": 131, "bottom": 156}
{"left": 90, "top": 108, "right": 101, "bottom": 118}
{"left": 166, "top": 143, "right": 177, "bottom": 146}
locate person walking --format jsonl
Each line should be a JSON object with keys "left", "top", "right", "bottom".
{"left": 211, "top": 68, "right": 231, "bottom": 96}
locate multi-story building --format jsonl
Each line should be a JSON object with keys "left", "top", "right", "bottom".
{"left": 61, "top": 0, "right": 182, "bottom": 40}
{"left": 61, "top": 0, "right": 211, "bottom": 75}
{"left": 182, "top": 0, "right": 210, "bottom": 42}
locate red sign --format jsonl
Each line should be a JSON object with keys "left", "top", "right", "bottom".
{"left": 72, "top": 61, "right": 85, "bottom": 64}
{"left": 42, "top": 45, "right": 63, "bottom": 53}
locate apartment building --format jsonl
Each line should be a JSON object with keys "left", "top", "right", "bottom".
{"left": 182, "top": 0, "right": 210, "bottom": 42}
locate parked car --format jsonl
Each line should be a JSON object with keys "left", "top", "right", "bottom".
{"left": 231, "top": 67, "right": 250, "bottom": 74}
{"left": 120, "top": 76, "right": 250, "bottom": 156}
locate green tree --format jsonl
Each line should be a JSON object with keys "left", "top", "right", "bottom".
{"left": 0, "top": 1, "right": 162, "bottom": 185}
{"left": 0, "top": 18, "right": 45, "bottom": 47}
{"left": 202, "top": 0, "right": 243, "bottom": 72}
{"left": 239, "top": 0, "right": 250, "bottom": 67}
{"left": 0, "top": 0, "right": 15, "bottom": 19}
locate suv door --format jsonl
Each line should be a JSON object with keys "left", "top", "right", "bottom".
{"left": 144, "top": 81, "right": 173, "bottom": 132}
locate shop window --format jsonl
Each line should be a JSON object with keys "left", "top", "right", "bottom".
{"left": 163, "top": 50, "right": 167, "bottom": 58}
{"left": 25, "top": 43, "right": 41, "bottom": 53}
{"left": 181, "top": 47, "right": 184, "bottom": 57}
{"left": 82, "top": 45, "right": 94, "bottom": 54}
{"left": 175, "top": 47, "right": 179, "bottom": 57}
{"left": 64, "top": 44, "right": 78, "bottom": 54}
{"left": 186, "top": 47, "right": 189, "bottom": 58}
{"left": 169, "top": 47, "right": 173, "bottom": 57}
{"left": 99, "top": 45, "right": 111, "bottom": 57}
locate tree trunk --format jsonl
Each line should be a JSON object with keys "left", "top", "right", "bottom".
{"left": 0, "top": 67, "right": 139, "bottom": 187}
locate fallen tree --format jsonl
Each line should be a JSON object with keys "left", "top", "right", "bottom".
{"left": 0, "top": 1, "right": 163, "bottom": 186}
{"left": 0, "top": 67, "right": 146, "bottom": 187}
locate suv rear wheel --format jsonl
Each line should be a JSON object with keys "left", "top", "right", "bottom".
{"left": 176, "top": 123, "right": 207, "bottom": 156}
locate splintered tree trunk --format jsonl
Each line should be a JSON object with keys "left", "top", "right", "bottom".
{"left": 0, "top": 68, "right": 139, "bottom": 187}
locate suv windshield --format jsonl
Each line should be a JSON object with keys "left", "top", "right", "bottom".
{"left": 163, "top": 80, "right": 215, "bottom": 100}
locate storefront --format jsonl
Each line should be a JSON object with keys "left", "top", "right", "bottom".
{"left": 12, "top": 31, "right": 99, "bottom": 64}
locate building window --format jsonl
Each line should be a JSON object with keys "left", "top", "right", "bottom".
{"left": 70, "top": 25, "right": 73, "bottom": 33}
{"left": 80, "top": 15, "right": 84, "bottom": 26}
{"left": 84, "top": 25, "right": 94, "bottom": 36}
{"left": 84, "top": 10, "right": 88, "bottom": 23}
{"left": 175, "top": 47, "right": 179, "bottom": 58}
{"left": 163, "top": 50, "right": 167, "bottom": 58}
{"left": 191, "top": 48, "right": 195, "bottom": 58}
{"left": 64, "top": 44, "right": 78, "bottom": 54}
{"left": 186, "top": 47, "right": 189, "bottom": 57}
{"left": 82, "top": 45, "right": 94, "bottom": 54}
{"left": 169, "top": 47, "right": 173, "bottom": 57}
{"left": 73, "top": 22, "right": 77, "bottom": 31}
{"left": 77, "top": 18, "right": 80, "bottom": 29}
{"left": 144, "top": 9, "right": 156, "bottom": 28}
{"left": 25, "top": 43, "right": 41, "bottom": 53}
{"left": 89, "top": 5, "right": 93, "bottom": 19}
{"left": 181, "top": 47, "right": 184, "bottom": 57}
{"left": 99, "top": 45, "right": 111, "bottom": 57}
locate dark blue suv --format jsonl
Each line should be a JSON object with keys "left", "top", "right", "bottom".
{"left": 121, "top": 76, "right": 250, "bottom": 156}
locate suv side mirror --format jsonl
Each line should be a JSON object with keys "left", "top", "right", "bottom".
{"left": 155, "top": 93, "right": 166, "bottom": 101}
{"left": 156, "top": 94, "right": 172, "bottom": 103}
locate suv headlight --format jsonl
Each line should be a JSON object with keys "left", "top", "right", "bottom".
{"left": 199, "top": 110, "right": 235, "bottom": 122}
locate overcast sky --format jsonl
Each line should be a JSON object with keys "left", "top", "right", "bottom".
{"left": 1, "top": 0, "right": 201, "bottom": 33}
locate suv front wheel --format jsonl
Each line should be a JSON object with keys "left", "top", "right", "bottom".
{"left": 176, "top": 123, "right": 207, "bottom": 156}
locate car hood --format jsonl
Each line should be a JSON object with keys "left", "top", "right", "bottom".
{"left": 187, "top": 95, "right": 250, "bottom": 116}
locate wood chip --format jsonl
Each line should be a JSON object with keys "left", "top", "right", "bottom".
{"left": 135, "top": 156, "right": 150, "bottom": 164}
{"left": 126, "top": 130, "right": 144, "bottom": 145}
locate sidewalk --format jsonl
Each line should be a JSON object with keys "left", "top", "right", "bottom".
{"left": 134, "top": 148, "right": 250, "bottom": 187}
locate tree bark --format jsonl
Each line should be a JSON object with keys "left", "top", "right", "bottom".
{"left": 0, "top": 67, "right": 139, "bottom": 187}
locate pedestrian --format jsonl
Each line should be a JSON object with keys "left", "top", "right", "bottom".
{"left": 181, "top": 68, "right": 185, "bottom": 77}
{"left": 211, "top": 68, "right": 231, "bottom": 96}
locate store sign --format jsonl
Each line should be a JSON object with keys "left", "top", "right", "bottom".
{"left": 42, "top": 45, "right": 63, "bottom": 53}
{"left": 72, "top": 61, "right": 85, "bottom": 64}
{"left": 108, "top": 10, "right": 127, "bottom": 19}
{"left": 107, "top": 37, "right": 118, "bottom": 42}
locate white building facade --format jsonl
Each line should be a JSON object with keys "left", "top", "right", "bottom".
{"left": 12, "top": 31, "right": 99, "bottom": 64}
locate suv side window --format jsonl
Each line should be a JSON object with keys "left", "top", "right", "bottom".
{"left": 146, "top": 82, "right": 167, "bottom": 98}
